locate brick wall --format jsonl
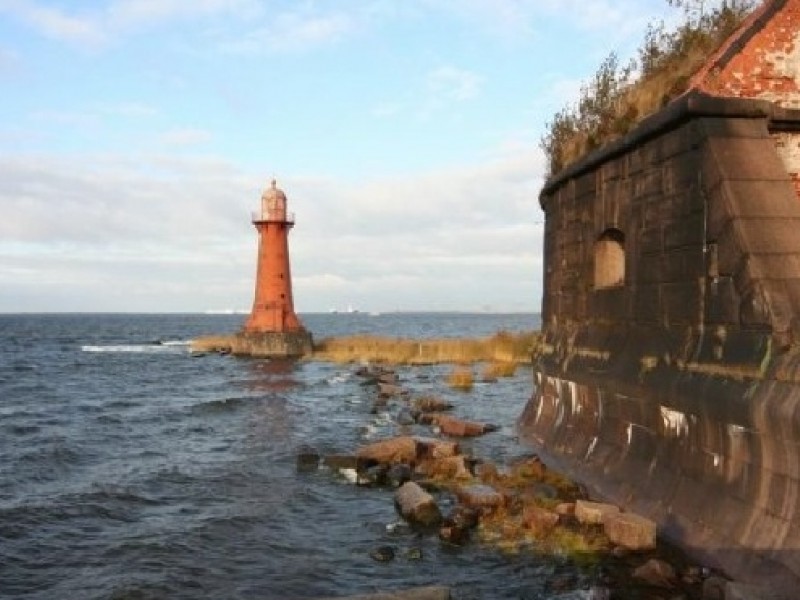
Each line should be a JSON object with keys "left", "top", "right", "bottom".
{"left": 693, "top": 0, "right": 800, "bottom": 197}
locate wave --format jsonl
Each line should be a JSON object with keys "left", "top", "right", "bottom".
{"left": 81, "top": 343, "right": 189, "bottom": 354}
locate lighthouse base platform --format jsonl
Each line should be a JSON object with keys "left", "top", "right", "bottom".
{"left": 234, "top": 330, "right": 313, "bottom": 358}
{"left": 190, "top": 330, "right": 313, "bottom": 358}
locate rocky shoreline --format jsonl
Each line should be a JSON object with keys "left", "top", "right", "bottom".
{"left": 296, "top": 363, "right": 740, "bottom": 600}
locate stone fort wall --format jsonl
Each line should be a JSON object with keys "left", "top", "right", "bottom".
{"left": 520, "top": 92, "right": 800, "bottom": 594}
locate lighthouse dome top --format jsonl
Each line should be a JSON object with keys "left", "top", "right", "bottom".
{"left": 262, "top": 179, "right": 287, "bottom": 202}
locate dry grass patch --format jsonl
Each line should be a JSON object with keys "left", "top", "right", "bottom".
{"left": 447, "top": 367, "right": 474, "bottom": 391}
{"left": 481, "top": 361, "right": 517, "bottom": 380}
{"left": 311, "top": 331, "right": 539, "bottom": 365}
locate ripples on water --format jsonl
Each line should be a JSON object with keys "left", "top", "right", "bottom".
{"left": 0, "top": 312, "right": 620, "bottom": 600}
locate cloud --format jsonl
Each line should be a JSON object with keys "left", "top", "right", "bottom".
{"left": 0, "top": 139, "right": 545, "bottom": 312}
{"left": 0, "top": 0, "right": 261, "bottom": 48}
{"left": 0, "top": 0, "right": 106, "bottom": 46}
{"left": 220, "top": 8, "right": 356, "bottom": 54}
{"left": 427, "top": 65, "right": 483, "bottom": 102}
{"left": 157, "top": 127, "right": 213, "bottom": 146}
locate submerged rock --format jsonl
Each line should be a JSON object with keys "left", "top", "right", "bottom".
{"left": 632, "top": 558, "right": 677, "bottom": 589}
{"left": 296, "top": 445, "right": 320, "bottom": 472}
{"left": 369, "top": 545, "right": 396, "bottom": 562}
{"left": 394, "top": 481, "right": 442, "bottom": 526}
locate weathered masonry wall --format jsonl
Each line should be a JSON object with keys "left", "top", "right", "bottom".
{"left": 519, "top": 93, "right": 800, "bottom": 595}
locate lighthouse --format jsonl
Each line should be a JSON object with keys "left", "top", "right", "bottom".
{"left": 240, "top": 179, "right": 312, "bottom": 357}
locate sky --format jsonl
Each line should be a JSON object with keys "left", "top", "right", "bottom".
{"left": 0, "top": 0, "right": 678, "bottom": 314}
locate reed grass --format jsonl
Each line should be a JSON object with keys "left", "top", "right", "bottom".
{"left": 447, "top": 367, "right": 474, "bottom": 391}
{"left": 311, "top": 330, "right": 539, "bottom": 365}
{"left": 481, "top": 361, "right": 517, "bottom": 380}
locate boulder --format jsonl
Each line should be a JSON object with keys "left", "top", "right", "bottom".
{"left": 522, "top": 505, "right": 560, "bottom": 536}
{"left": 702, "top": 576, "right": 727, "bottom": 600}
{"left": 378, "top": 371, "right": 399, "bottom": 385}
{"left": 455, "top": 484, "right": 505, "bottom": 513}
{"left": 357, "top": 437, "right": 418, "bottom": 465}
{"left": 369, "top": 545, "right": 396, "bottom": 562}
{"left": 386, "top": 463, "right": 413, "bottom": 487}
{"left": 509, "top": 455, "right": 547, "bottom": 479}
{"left": 396, "top": 407, "right": 415, "bottom": 426}
{"left": 632, "top": 558, "right": 677, "bottom": 589}
{"left": 296, "top": 445, "right": 320, "bottom": 471}
{"left": 415, "top": 455, "right": 471, "bottom": 480}
{"left": 432, "top": 415, "right": 493, "bottom": 437}
{"left": 378, "top": 382, "right": 404, "bottom": 397}
{"left": 603, "top": 512, "right": 656, "bottom": 550}
{"left": 413, "top": 397, "right": 453, "bottom": 412}
{"left": 394, "top": 481, "right": 442, "bottom": 526}
{"left": 555, "top": 502, "right": 575, "bottom": 517}
{"left": 448, "top": 505, "right": 480, "bottom": 530}
{"left": 574, "top": 500, "right": 620, "bottom": 525}
{"left": 474, "top": 461, "right": 501, "bottom": 484}
{"left": 414, "top": 437, "right": 460, "bottom": 460}
{"left": 438, "top": 523, "right": 470, "bottom": 545}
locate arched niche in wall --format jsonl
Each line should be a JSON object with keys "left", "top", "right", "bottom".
{"left": 594, "top": 228, "right": 625, "bottom": 289}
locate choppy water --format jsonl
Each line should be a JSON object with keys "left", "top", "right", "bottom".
{"left": 0, "top": 312, "right": 619, "bottom": 600}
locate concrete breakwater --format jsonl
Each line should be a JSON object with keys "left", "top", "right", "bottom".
{"left": 190, "top": 331, "right": 538, "bottom": 365}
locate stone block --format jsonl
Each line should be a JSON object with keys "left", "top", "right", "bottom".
{"left": 639, "top": 226, "right": 663, "bottom": 254}
{"left": 555, "top": 502, "right": 575, "bottom": 516}
{"left": 522, "top": 505, "right": 560, "bottom": 535}
{"left": 455, "top": 484, "right": 505, "bottom": 512}
{"left": 603, "top": 512, "right": 657, "bottom": 550}
{"left": 627, "top": 147, "right": 646, "bottom": 175}
{"left": 633, "top": 168, "right": 663, "bottom": 199}
{"left": 698, "top": 116, "right": 770, "bottom": 139}
{"left": 632, "top": 558, "right": 677, "bottom": 588}
{"left": 357, "top": 437, "right": 418, "bottom": 465}
{"left": 661, "top": 247, "right": 705, "bottom": 283}
{"left": 634, "top": 284, "right": 662, "bottom": 324}
{"left": 738, "top": 253, "right": 800, "bottom": 282}
{"left": 661, "top": 153, "right": 701, "bottom": 195}
{"left": 662, "top": 280, "right": 702, "bottom": 325}
{"left": 575, "top": 172, "right": 597, "bottom": 198}
{"left": 637, "top": 254, "right": 663, "bottom": 285}
{"left": 433, "top": 415, "right": 491, "bottom": 437}
{"left": 414, "top": 437, "right": 460, "bottom": 460}
{"left": 574, "top": 500, "right": 620, "bottom": 525}
{"left": 664, "top": 213, "right": 705, "bottom": 250}
{"left": 599, "top": 159, "right": 622, "bottom": 182}
{"left": 394, "top": 482, "right": 442, "bottom": 526}
{"left": 657, "top": 123, "right": 696, "bottom": 160}
{"left": 415, "top": 455, "right": 471, "bottom": 480}
{"left": 705, "top": 276, "right": 741, "bottom": 325}
{"left": 702, "top": 137, "right": 790, "bottom": 189}
{"left": 707, "top": 179, "right": 800, "bottom": 239}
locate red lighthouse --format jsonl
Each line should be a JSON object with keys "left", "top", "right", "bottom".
{"left": 241, "top": 179, "right": 312, "bottom": 356}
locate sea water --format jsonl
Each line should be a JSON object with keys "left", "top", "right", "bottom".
{"left": 0, "top": 312, "right": 615, "bottom": 600}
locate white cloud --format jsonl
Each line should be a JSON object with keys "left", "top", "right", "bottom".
{"left": 220, "top": 9, "right": 355, "bottom": 54}
{"left": 157, "top": 127, "right": 213, "bottom": 146}
{"left": 427, "top": 65, "right": 483, "bottom": 102}
{"left": 0, "top": 0, "right": 261, "bottom": 48}
{"left": 0, "top": 0, "right": 106, "bottom": 46}
{"left": 0, "top": 140, "right": 545, "bottom": 312}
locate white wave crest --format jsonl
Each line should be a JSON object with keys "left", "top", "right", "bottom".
{"left": 81, "top": 344, "right": 188, "bottom": 354}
